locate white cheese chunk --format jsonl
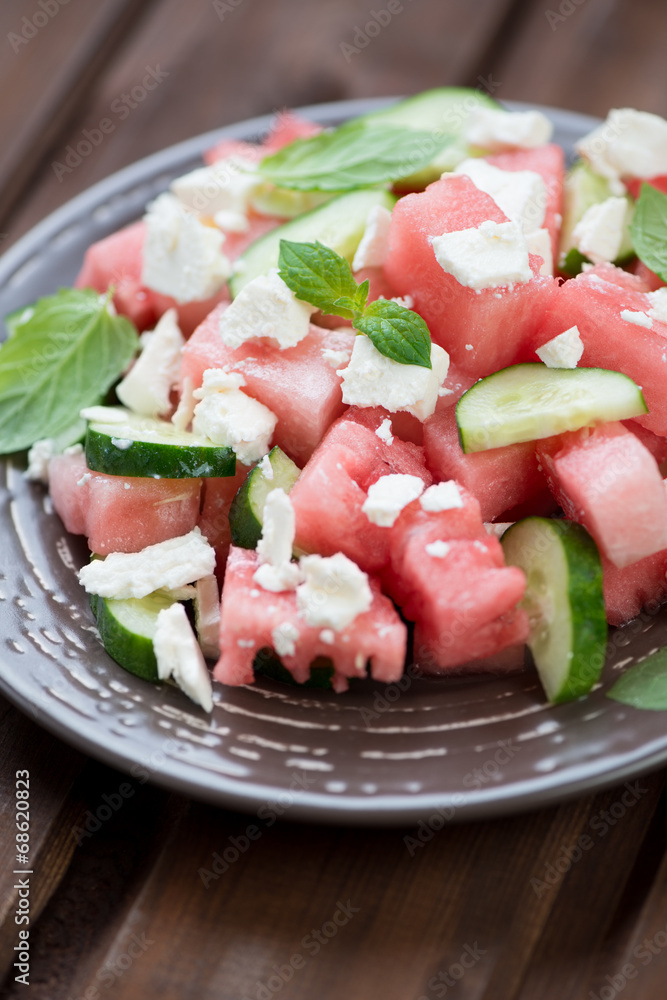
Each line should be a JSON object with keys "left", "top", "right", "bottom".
{"left": 322, "top": 347, "right": 351, "bottom": 369}
{"left": 253, "top": 488, "right": 302, "bottom": 593}
{"left": 153, "top": 603, "right": 213, "bottom": 712}
{"left": 484, "top": 521, "right": 514, "bottom": 538}
{"left": 572, "top": 196, "right": 627, "bottom": 265}
{"left": 25, "top": 438, "right": 55, "bottom": 483}
{"left": 171, "top": 376, "right": 197, "bottom": 432}
{"left": 454, "top": 159, "right": 547, "bottom": 234}
{"left": 258, "top": 454, "right": 274, "bottom": 480}
{"left": 466, "top": 108, "right": 553, "bottom": 152}
{"left": 116, "top": 308, "right": 185, "bottom": 418}
{"left": 319, "top": 629, "right": 335, "bottom": 645}
{"left": 420, "top": 481, "right": 463, "bottom": 512}
{"left": 362, "top": 474, "right": 425, "bottom": 527}
{"left": 78, "top": 529, "right": 216, "bottom": 599}
{"left": 192, "top": 368, "right": 277, "bottom": 465}
{"left": 621, "top": 309, "right": 653, "bottom": 329}
{"left": 218, "top": 269, "right": 314, "bottom": 350}
{"left": 375, "top": 417, "right": 394, "bottom": 445}
{"left": 171, "top": 156, "right": 259, "bottom": 225}
{"left": 296, "top": 552, "right": 372, "bottom": 631}
{"left": 194, "top": 574, "right": 220, "bottom": 659}
{"left": 352, "top": 205, "right": 393, "bottom": 271}
{"left": 337, "top": 337, "right": 449, "bottom": 421}
{"left": 525, "top": 228, "right": 553, "bottom": 276}
{"left": 142, "top": 193, "right": 231, "bottom": 304}
{"left": 576, "top": 109, "right": 667, "bottom": 194}
{"left": 648, "top": 288, "right": 667, "bottom": 325}
{"left": 425, "top": 540, "right": 451, "bottom": 558}
{"left": 536, "top": 325, "right": 584, "bottom": 369}
{"left": 271, "top": 621, "right": 300, "bottom": 658}
{"left": 431, "top": 219, "right": 533, "bottom": 291}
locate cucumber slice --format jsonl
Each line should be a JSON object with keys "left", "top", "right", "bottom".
{"left": 84, "top": 406, "right": 235, "bottom": 479}
{"left": 229, "top": 189, "right": 396, "bottom": 297}
{"left": 501, "top": 517, "right": 607, "bottom": 702}
{"left": 254, "top": 647, "right": 334, "bottom": 689}
{"left": 229, "top": 446, "right": 301, "bottom": 549}
{"left": 558, "top": 161, "right": 635, "bottom": 273}
{"left": 456, "top": 364, "right": 647, "bottom": 453}
{"left": 92, "top": 589, "right": 177, "bottom": 682}
{"left": 348, "top": 87, "right": 501, "bottom": 188}
{"left": 250, "top": 185, "right": 335, "bottom": 219}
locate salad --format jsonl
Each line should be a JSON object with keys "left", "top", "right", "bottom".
{"left": 3, "top": 87, "right": 667, "bottom": 715}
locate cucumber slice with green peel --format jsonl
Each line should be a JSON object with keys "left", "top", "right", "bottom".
{"left": 558, "top": 161, "right": 635, "bottom": 273}
{"left": 91, "top": 590, "right": 177, "bottom": 682}
{"left": 84, "top": 406, "right": 236, "bottom": 479}
{"left": 250, "top": 184, "right": 335, "bottom": 219}
{"left": 501, "top": 518, "right": 607, "bottom": 703}
{"left": 456, "top": 364, "right": 647, "bottom": 454}
{"left": 229, "top": 446, "right": 301, "bottom": 549}
{"left": 229, "top": 188, "right": 396, "bottom": 297}
{"left": 254, "top": 647, "right": 335, "bottom": 689}
{"left": 347, "top": 87, "right": 501, "bottom": 188}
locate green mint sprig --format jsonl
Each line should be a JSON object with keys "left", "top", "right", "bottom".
{"left": 607, "top": 647, "right": 667, "bottom": 710}
{"left": 278, "top": 239, "right": 432, "bottom": 369}
{"left": 259, "top": 123, "right": 451, "bottom": 192}
{"left": 0, "top": 288, "right": 138, "bottom": 454}
{"left": 629, "top": 183, "right": 667, "bottom": 281}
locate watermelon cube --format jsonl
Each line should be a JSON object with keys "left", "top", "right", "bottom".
{"left": 290, "top": 409, "right": 433, "bottom": 574}
{"left": 197, "top": 464, "right": 252, "bottom": 583}
{"left": 602, "top": 549, "right": 667, "bottom": 627}
{"left": 383, "top": 174, "right": 557, "bottom": 376}
{"left": 536, "top": 422, "right": 667, "bottom": 568}
{"left": 180, "top": 303, "right": 355, "bottom": 466}
{"left": 214, "top": 547, "right": 407, "bottom": 690}
{"left": 49, "top": 452, "right": 202, "bottom": 555}
{"left": 423, "top": 404, "right": 546, "bottom": 521}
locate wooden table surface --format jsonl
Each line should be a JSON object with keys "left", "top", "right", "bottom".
{"left": 2, "top": 1, "right": 667, "bottom": 997}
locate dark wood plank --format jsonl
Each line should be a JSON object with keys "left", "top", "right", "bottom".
{"left": 0, "top": 0, "right": 159, "bottom": 230}
{"left": 6, "top": 0, "right": 523, "bottom": 247}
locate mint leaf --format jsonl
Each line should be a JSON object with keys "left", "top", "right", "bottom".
{"left": 629, "top": 183, "right": 667, "bottom": 281}
{"left": 0, "top": 289, "right": 138, "bottom": 454}
{"left": 260, "top": 124, "right": 451, "bottom": 191}
{"left": 607, "top": 649, "right": 667, "bottom": 710}
{"left": 354, "top": 299, "right": 432, "bottom": 369}
{"left": 278, "top": 240, "right": 360, "bottom": 317}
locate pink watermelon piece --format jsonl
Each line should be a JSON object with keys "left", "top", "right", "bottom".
{"left": 582, "top": 261, "right": 652, "bottom": 294}
{"left": 204, "top": 139, "right": 264, "bottom": 167}
{"left": 486, "top": 144, "right": 565, "bottom": 262}
{"left": 423, "top": 404, "right": 546, "bottom": 522}
{"left": 49, "top": 453, "right": 202, "bottom": 555}
{"left": 528, "top": 268, "right": 667, "bottom": 435}
{"left": 536, "top": 422, "right": 667, "bottom": 568}
{"left": 602, "top": 549, "right": 667, "bottom": 627}
{"left": 262, "top": 111, "right": 321, "bottom": 153}
{"left": 197, "top": 464, "right": 251, "bottom": 584}
{"left": 383, "top": 174, "right": 557, "bottom": 376}
{"left": 624, "top": 175, "right": 667, "bottom": 200}
{"left": 180, "top": 303, "right": 355, "bottom": 466}
{"left": 631, "top": 259, "right": 666, "bottom": 292}
{"left": 290, "top": 409, "right": 433, "bottom": 575}
{"left": 214, "top": 546, "right": 407, "bottom": 690}
{"left": 75, "top": 221, "right": 229, "bottom": 335}
{"left": 623, "top": 420, "right": 667, "bottom": 465}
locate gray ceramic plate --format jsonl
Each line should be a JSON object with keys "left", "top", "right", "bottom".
{"left": 1, "top": 98, "right": 665, "bottom": 826}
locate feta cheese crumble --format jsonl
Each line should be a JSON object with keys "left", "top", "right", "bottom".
{"left": 171, "top": 375, "right": 197, "bottom": 433}
{"left": 576, "top": 109, "right": 667, "bottom": 194}
{"left": 420, "top": 481, "right": 463, "bottom": 512}
{"left": 648, "top": 289, "right": 667, "bottom": 325}
{"left": 454, "top": 159, "right": 547, "bottom": 234}
{"left": 153, "top": 603, "right": 213, "bottom": 712}
{"left": 465, "top": 107, "right": 553, "bottom": 152}
{"left": 319, "top": 629, "right": 335, "bottom": 645}
{"left": 26, "top": 438, "right": 55, "bottom": 483}
{"left": 296, "top": 552, "right": 372, "bottom": 631}
{"left": 77, "top": 529, "right": 216, "bottom": 599}
{"left": 337, "top": 336, "right": 449, "bottom": 421}
{"left": 192, "top": 368, "right": 277, "bottom": 465}
{"left": 141, "top": 193, "right": 231, "bottom": 304}
{"left": 525, "top": 228, "right": 553, "bottom": 276}
{"left": 218, "top": 269, "right": 315, "bottom": 350}
{"left": 322, "top": 347, "right": 351, "bottom": 369}
{"left": 258, "top": 454, "right": 274, "bottom": 480}
{"left": 431, "top": 219, "right": 533, "bottom": 291}
{"left": 171, "top": 156, "right": 260, "bottom": 232}
{"left": 571, "top": 197, "right": 627, "bottom": 265}
{"left": 536, "top": 325, "right": 584, "bottom": 369}
{"left": 425, "top": 540, "right": 451, "bottom": 558}
{"left": 352, "top": 204, "right": 393, "bottom": 271}
{"left": 116, "top": 308, "right": 185, "bottom": 418}
{"left": 375, "top": 417, "right": 394, "bottom": 445}
{"left": 362, "top": 473, "right": 426, "bottom": 527}
{"left": 271, "top": 621, "right": 300, "bottom": 658}
{"left": 621, "top": 309, "right": 653, "bottom": 329}
{"left": 253, "top": 488, "right": 302, "bottom": 592}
